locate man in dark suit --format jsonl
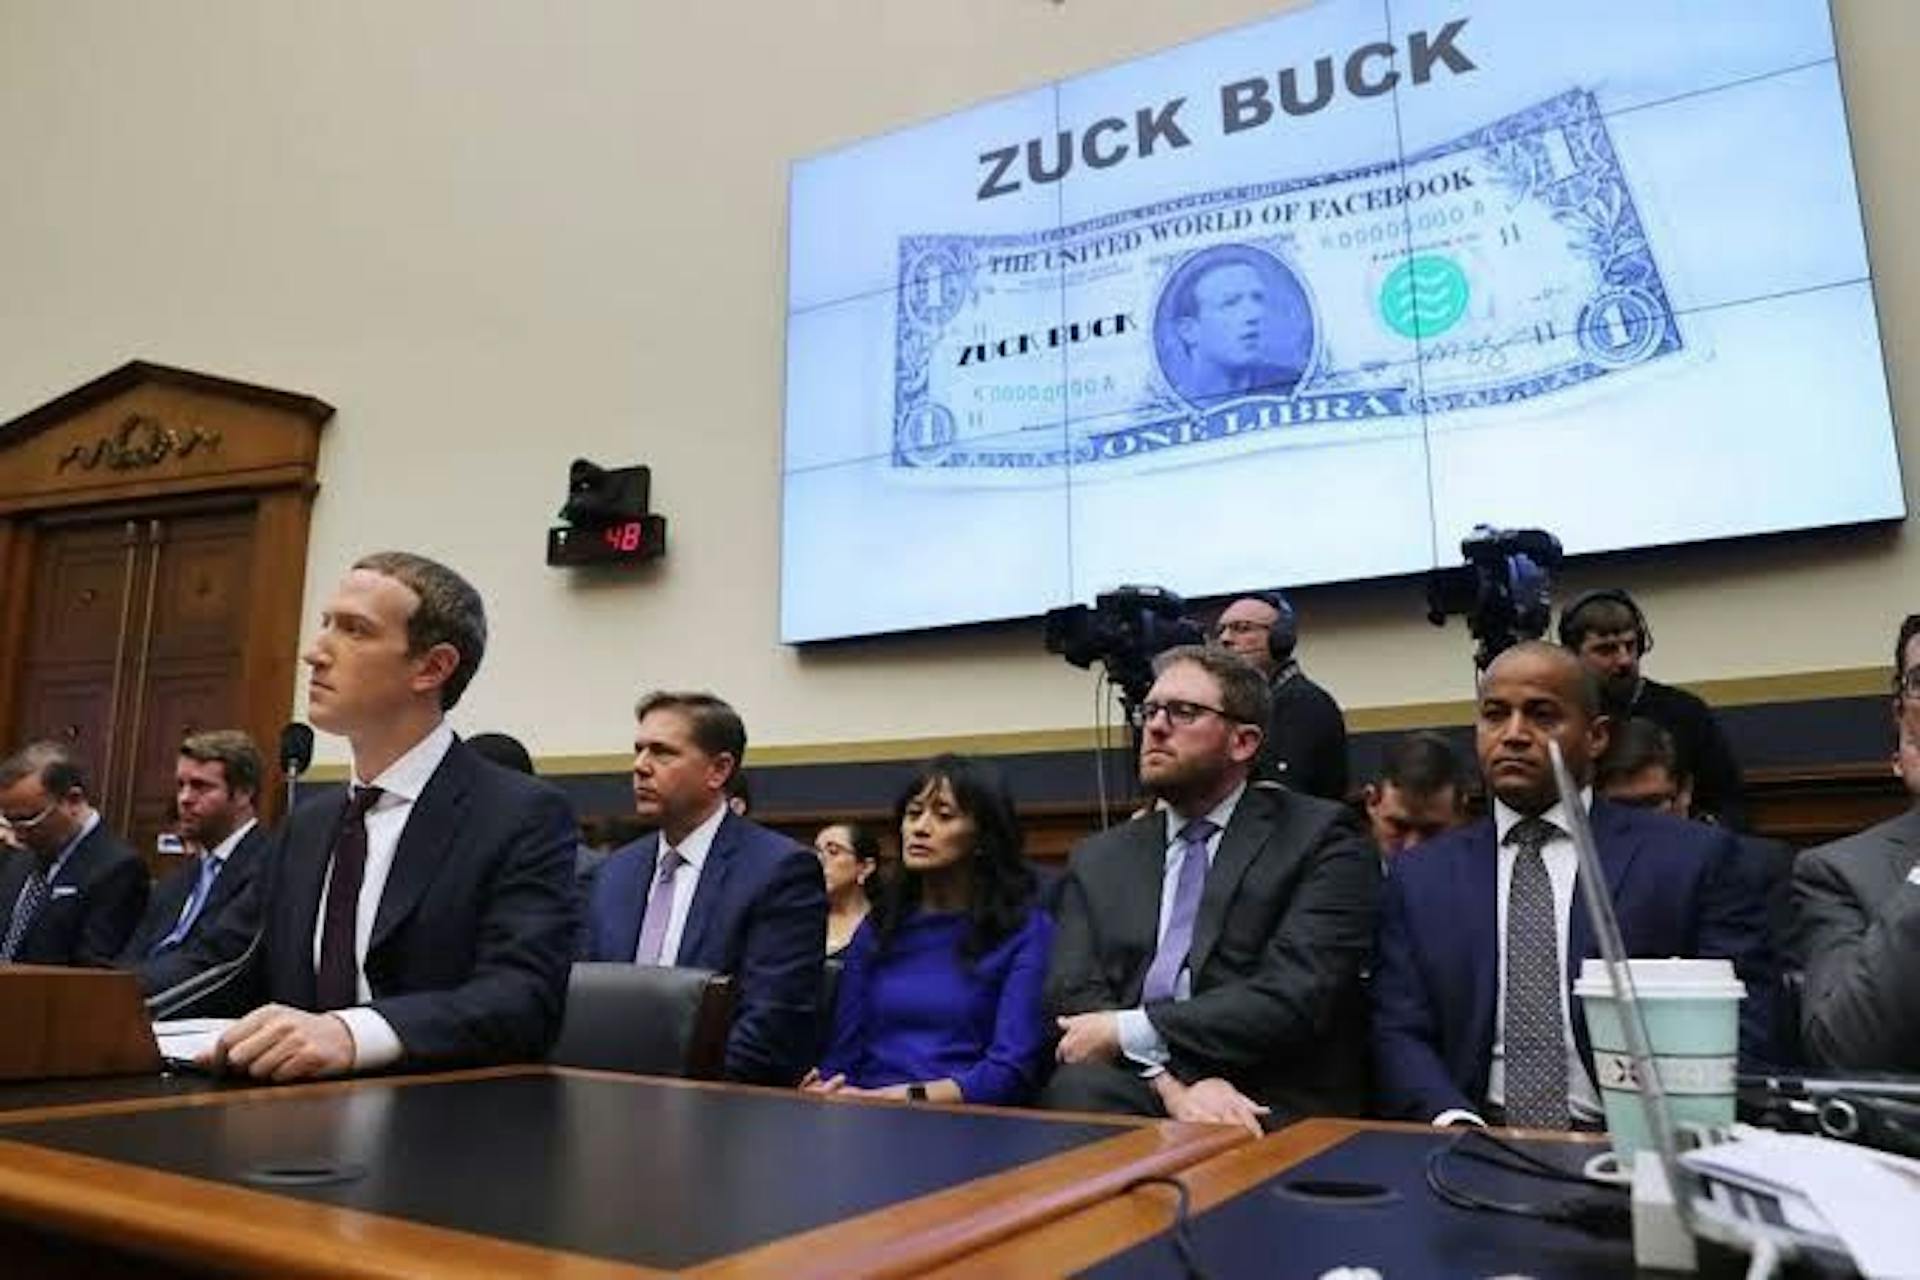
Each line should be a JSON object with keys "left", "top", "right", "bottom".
{"left": 583, "top": 691, "right": 826, "bottom": 1086}
{"left": 1790, "top": 614, "right": 1920, "bottom": 1071}
{"left": 1596, "top": 717, "right": 1797, "bottom": 958}
{"left": 1372, "top": 643, "right": 1771, "bottom": 1127}
{"left": 117, "top": 731, "right": 268, "bottom": 964}
{"left": 139, "top": 552, "right": 579, "bottom": 1080}
{"left": 0, "top": 741, "right": 146, "bottom": 966}
{"left": 1212, "top": 593, "right": 1350, "bottom": 801}
{"left": 1042, "top": 645, "right": 1378, "bottom": 1133}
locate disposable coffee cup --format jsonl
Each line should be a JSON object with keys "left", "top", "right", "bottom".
{"left": 1573, "top": 957, "right": 1745, "bottom": 1167}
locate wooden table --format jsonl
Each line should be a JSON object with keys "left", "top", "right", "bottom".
{"left": 0, "top": 1065, "right": 1247, "bottom": 1278}
{"left": 926, "top": 1118, "right": 1626, "bottom": 1278}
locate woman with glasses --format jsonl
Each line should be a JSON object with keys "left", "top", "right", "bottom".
{"left": 812, "top": 821, "right": 880, "bottom": 957}
{"left": 804, "top": 754, "right": 1053, "bottom": 1105}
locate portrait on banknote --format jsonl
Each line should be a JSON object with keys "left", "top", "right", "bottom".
{"left": 1153, "top": 244, "right": 1315, "bottom": 408}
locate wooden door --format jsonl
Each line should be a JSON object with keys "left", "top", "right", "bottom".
{"left": 8, "top": 506, "right": 258, "bottom": 870}
{"left": 8, "top": 521, "right": 141, "bottom": 808}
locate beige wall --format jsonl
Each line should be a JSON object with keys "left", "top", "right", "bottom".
{"left": 1, "top": 0, "right": 1913, "bottom": 767}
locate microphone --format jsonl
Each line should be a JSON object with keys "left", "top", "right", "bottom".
{"left": 145, "top": 927, "right": 264, "bottom": 1020}
{"left": 280, "top": 722, "right": 314, "bottom": 816}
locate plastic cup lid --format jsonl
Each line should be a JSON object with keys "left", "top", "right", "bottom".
{"left": 1572, "top": 957, "right": 1746, "bottom": 999}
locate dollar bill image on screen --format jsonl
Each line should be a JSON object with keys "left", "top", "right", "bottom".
{"left": 780, "top": 0, "right": 1902, "bottom": 644}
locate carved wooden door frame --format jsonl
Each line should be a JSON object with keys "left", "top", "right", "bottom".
{"left": 0, "top": 361, "right": 333, "bottom": 822}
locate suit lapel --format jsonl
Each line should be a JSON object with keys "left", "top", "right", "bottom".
{"left": 676, "top": 813, "right": 737, "bottom": 966}
{"left": 1461, "top": 820, "right": 1500, "bottom": 1068}
{"left": 50, "top": 826, "right": 100, "bottom": 888}
{"left": 1188, "top": 791, "right": 1274, "bottom": 978}
{"left": 608, "top": 838, "right": 660, "bottom": 962}
{"left": 0, "top": 853, "right": 26, "bottom": 935}
{"left": 203, "top": 828, "right": 263, "bottom": 919}
{"left": 369, "top": 743, "right": 472, "bottom": 954}
{"left": 1565, "top": 800, "right": 1641, "bottom": 1068}
{"left": 1567, "top": 799, "right": 1639, "bottom": 981}
{"left": 1118, "top": 815, "right": 1169, "bottom": 977}
{"left": 1883, "top": 805, "right": 1920, "bottom": 887}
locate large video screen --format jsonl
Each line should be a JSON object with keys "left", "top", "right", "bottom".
{"left": 781, "top": 0, "right": 1901, "bottom": 643}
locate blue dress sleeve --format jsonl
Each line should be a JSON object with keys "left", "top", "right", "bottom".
{"left": 952, "top": 908, "right": 1056, "bottom": 1105}
{"left": 816, "top": 919, "right": 872, "bottom": 1080}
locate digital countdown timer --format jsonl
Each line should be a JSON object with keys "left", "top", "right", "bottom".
{"left": 546, "top": 514, "right": 667, "bottom": 567}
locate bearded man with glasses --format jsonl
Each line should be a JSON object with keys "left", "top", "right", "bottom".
{"left": 1791, "top": 614, "right": 1920, "bottom": 1071}
{"left": 0, "top": 740, "right": 146, "bottom": 966}
{"left": 1041, "top": 645, "right": 1377, "bottom": 1131}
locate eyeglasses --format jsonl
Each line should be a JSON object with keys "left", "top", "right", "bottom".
{"left": 1130, "top": 699, "right": 1237, "bottom": 729}
{"left": 816, "top": 842, "right": 857, "bottom": 860}
{"left": 0, "top": 802, "right": 56, "bottom": 833}
{"left": 1897, "top": 668, "right": 1920, "bottom": 699}
{"left": 1212, "top": 619, "right": 1272, "bottom": 639}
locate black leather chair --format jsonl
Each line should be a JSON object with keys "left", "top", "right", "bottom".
{"left": 549, "top": 963, "right": 736, "bottom": 1079}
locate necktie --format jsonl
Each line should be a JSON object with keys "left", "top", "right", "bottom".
{"left": 1142, "top": 818, "right": 1219, "bottom": 1003}
{"left": 317, "top": 786, "right": 384, "bottom": 1010}
{"left": 633, "top": 848, "right": 684, "bottom": 966}
{"left": 1, "top": 867, "right": 50, "bottom": 962}
{"left": 1504, "top": 815, "right": 1571, "bottom": 1130}
{"left": 152, "top": 853, "right": 222, "bottom": 955}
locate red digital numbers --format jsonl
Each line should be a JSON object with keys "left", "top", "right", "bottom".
{"left": 601, "top": 522, "right": 644, "bottom": 553}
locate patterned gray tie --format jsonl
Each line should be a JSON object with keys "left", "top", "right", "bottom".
{"left": 1503, "top": 815, "right": 1571, "bottom": 1130}
{"left": 1, "top": 868, "right": 50, "bottom": 962}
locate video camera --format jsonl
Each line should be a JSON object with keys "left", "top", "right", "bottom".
{"left": 1425, "top": 525, "right": 1563, "bottom": 670}
{"left": 1044, "top": 585, "right": 1205, "bottom": 706}
{"left": 560, "top": 458, "right": 650, "bottom": 526}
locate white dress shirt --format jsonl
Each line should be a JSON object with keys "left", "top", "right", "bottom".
{"left": 1117, "top": 782, "right": 1246, "bottom": 1071}
{"left": 313, "top": 720, "right": 455, "bottom": 1070}
{"left": 638, "top": 800, "right": 725, "bottom": 966}
{"left": 1436, "top": 792, "right": 1604, "bottom": 1126}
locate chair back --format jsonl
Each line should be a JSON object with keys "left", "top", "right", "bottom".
{"left": 550, "top": 963, "right": 735, "bottom": 1079}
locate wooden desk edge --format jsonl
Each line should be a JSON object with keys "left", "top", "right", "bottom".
{"left": 0, "top": 1136, "right": 659, "bottom": 1280}
{"left": 918, "top": 1117, "right": 1605, "bottom": 1277}
{"left": 0, "top": 1063, "right": 545, "bottom": 1125}
{"left": 692, "top": 1119, "right": 1249, "bottom": 1280}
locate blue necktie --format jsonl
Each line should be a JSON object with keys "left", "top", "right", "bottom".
{"left": 152, "top": 854, "right": 222, "bottom": 955}
{"left": 1142, "top": 818, "right": 1219, "bottom": 1002}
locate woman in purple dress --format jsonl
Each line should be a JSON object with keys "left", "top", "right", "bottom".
{"left": 805, "top": 754, "right": 1053, "bottom": 1105}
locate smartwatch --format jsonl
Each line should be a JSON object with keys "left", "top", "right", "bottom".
{"left": 906, "top": 1084, "right": 928, "bottom": 1102}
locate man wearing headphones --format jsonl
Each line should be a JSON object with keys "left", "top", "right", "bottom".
{"left": 1559, "top": 588, "right": 1746, "bottom": 829}
{"left": 1212, "top": 592, "right": 1350, "bottom": 801}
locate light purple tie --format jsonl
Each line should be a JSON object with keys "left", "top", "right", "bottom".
{"left": 1142, "top": 818, "right": 1218, "bottom": 1002}
{"left": 633, "top": 848, "right": 684, "bottom": 966}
